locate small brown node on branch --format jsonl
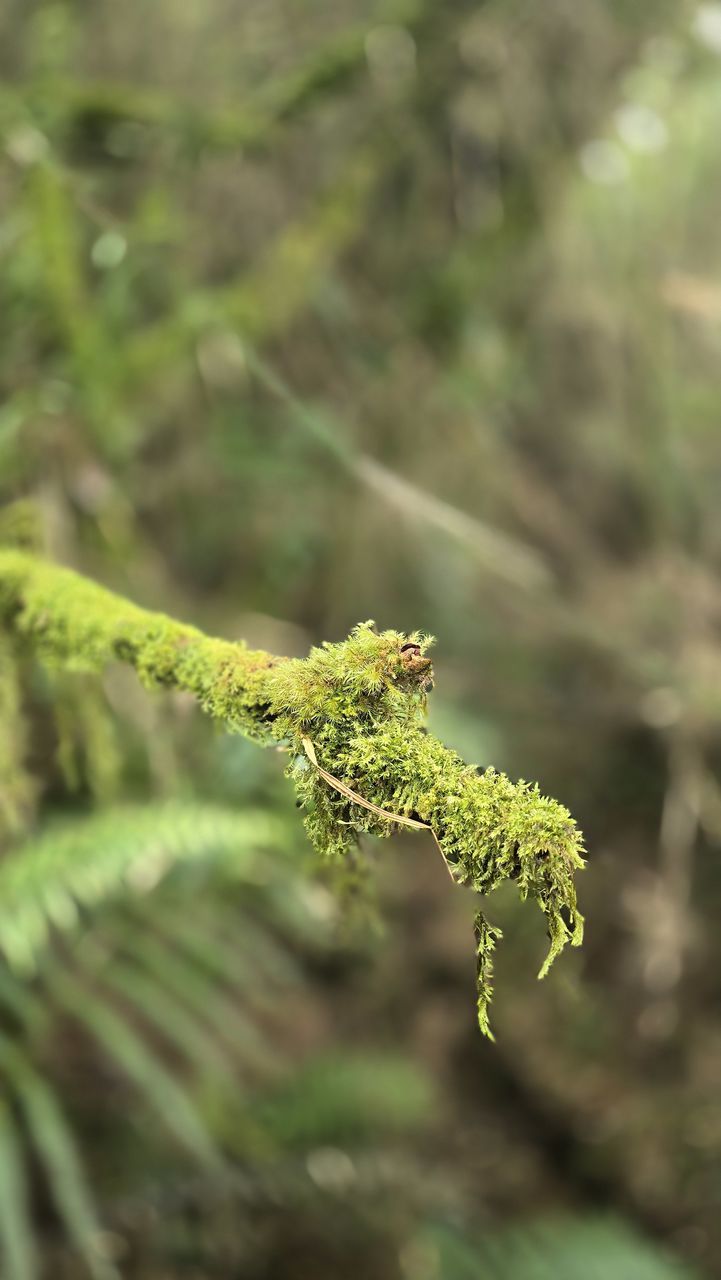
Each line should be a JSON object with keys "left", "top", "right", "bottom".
{"left": 399, "top": 641, "right": 434, "bottom": 692}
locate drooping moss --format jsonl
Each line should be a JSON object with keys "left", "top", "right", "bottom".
{"left": 270, "top": 622, "right": 584, "bottom": 1036}
{"left": 0, "top": 552, "right": 585, "bottom": 1036}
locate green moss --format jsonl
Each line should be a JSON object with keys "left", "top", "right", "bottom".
{"left": 273, "top": 622, "right": 584, "bottom": 1035}
{"left": 0, "top": 555, "right": 585, "bottom": 1037}
{"left": 0, "top": 633, "right": 35, "bottom": 842}
{"left": 0, "top": 500, "right": 43, "bottom": 552}
{"left": 0, "top": 550, "right": 275, "bottom": 740}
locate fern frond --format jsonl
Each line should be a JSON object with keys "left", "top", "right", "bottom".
{"left": 103, "top": 912, "right": 280, "bottom": 1072}
{"left": 99, "top": 957, "right": 232, "bottom": 1077}
{"left": 47, "top": 968, "right": 222, "bottom": 1168}
{"left": 0, "top": 801, "right": 327, "bottom": 1276}
{"left": 0, "top": 1099, "right": 36, "bottom": 1280}
{"left": 0, "top": 803, "right": 288, "bottom": 973}
{"left": 0, "top": 1033, "right": 118, "bottom": 1280}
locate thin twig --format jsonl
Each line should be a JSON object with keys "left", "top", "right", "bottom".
{"left": 301, "top": 735, "right": 457, "bottom": 882}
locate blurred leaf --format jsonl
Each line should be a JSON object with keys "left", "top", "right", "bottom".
{"left": 427, "top": 1218, "right": 699, "bottom": 1280}
{"left": 0, "top": 1037, "right": 117, "bottom": 1280}
{"left": 0, "top": 1100, "right": 36, "bottom": 1280}
{"left": 254, "top": 1053, "right": 435, "bottom": 1148}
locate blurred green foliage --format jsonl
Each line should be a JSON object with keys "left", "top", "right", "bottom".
{"left": 428, "top": 1217, "right": 699, "bottom": 1280}
{"left": 2, "top": 0, "right": 721, "bottom": 1275}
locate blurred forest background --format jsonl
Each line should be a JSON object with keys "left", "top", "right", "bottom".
{"left": 2, "top": 0, "right": 721, "bottom": 1276}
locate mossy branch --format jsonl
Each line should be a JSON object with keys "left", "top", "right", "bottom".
{"left": 0, "top": 550, "right": 585, "bottom": 1037}
{"left": 0, "top": 550, "right": 277, "bottom": 740}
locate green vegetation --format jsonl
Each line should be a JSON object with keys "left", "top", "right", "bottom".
{"left": 0, "top": 801, "right": 340, "bottom": 1278}
{"left": 0, "top": 551, "right": 583, "bottom": 1036}
{"left": 1, "top": 0, "right": 719, "bottom": 1276}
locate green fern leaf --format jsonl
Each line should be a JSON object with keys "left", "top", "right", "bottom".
{"left": 0, "top": 1035, "right": 118, "bottom": 1280}
{"left": 47, "top": 971, "right": 222, "bottom": 1168}
{"left": 0, "top": 804, "right": 286, "bottom": 973}
{"left": 0, "top": 1099, "right": 36, "bottom": 1280}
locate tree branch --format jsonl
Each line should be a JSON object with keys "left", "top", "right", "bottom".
{"left": 0, "top": 549, "right": 585, "bottom": 1036}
